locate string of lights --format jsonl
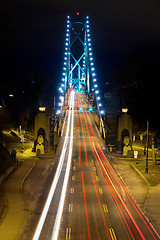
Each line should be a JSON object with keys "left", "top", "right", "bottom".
{"left": 57, "top": 15, "right": 104, "bottom": 116}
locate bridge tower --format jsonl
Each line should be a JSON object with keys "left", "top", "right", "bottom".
{"left": 59, "top": 15, "right": 97, "bottom": 95}
{"left": 58, "top": 15, "right": 105, "bottom": 138}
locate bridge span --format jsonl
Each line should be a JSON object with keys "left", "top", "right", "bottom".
{"left": 31, "top": 90, "right": 159, "bottom": 240}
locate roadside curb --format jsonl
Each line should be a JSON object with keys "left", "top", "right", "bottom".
{"left": 0, "top": 165, "right": 16, "bottom": 185}
{"left": 131, "top": 163, "right": 151, "bottom": 190}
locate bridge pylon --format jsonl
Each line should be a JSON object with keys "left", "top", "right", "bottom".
{"left": 59, "top": 15, "right": 96, "bottom": 94}
{"left": 58, "top": 15, "right": 105, "bottom": 123}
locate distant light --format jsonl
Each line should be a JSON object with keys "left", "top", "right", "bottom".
{"left": 77, "top": 12, "right": 80, "bottom": 15}
{"left": 98, "top": 103, "right": 102, "bottom": 107}
{"left": 100, "top": 110, "right": 104, "bottom": 115}
{"left": 88, "top": 107, "right": 93, "bottom": 112}
{"left": 9, "top": 94, "right": 13, "bottom": 97}
{"left": 122, "top": 108, "right": 128, "bottom": 113}
{"left": 95, "top": 90, "right": 99, "bottom": 94}
{"left": 97, "top": 96, "right": 100, "bottom": 100}
{"left": 56, "top": 110, "right": 61, "bottom": 114}
{"left": 78, "top": 107, "right": 83, "bottom": 111}
{"left": 39, "top": 107, "right": 46, "bottom": 112}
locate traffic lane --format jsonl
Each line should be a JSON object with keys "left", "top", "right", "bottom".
{"left": 64, "top": 93, "right": 145, "bottom": 239}
{"left": 37, "top": 144, "right": 71, "bottom": 240}
{"left": 31, "top": 94, "right": 74, "bottom": 240}
{"left": 82, "top": 106, "right": 159, "bottom": 239}
{"left": 63, "top": 139, "right": 110, "bottom": 240}
{"left": 64, "top": 102, "right": 113, "bottom": 240}
{"left": 80, "top": 99, "right": 136, "bottom": 239}
{"left": 87, "top": 123, "right": 160, "bottom": 239}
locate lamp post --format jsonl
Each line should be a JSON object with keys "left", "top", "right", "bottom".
{"left": 145, "top": 121, "right": 149, "bottom": 173}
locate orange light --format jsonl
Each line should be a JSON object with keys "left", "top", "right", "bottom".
{"left": 77, "top": 12, "right": 79, "bottom": 15}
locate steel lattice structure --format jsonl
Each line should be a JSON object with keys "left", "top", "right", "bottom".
{"left": 58, "top": 15, "right": 104, "bottom": 116}
{"left": 60, "top": 16, "right": 97, "bottom": 94}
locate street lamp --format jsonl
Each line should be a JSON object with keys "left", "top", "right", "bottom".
{"left": 39, "top": 107, "right": 46, "bottom": 112}
{"left": 122, "top": 108, "right": 128, "bottom": 113}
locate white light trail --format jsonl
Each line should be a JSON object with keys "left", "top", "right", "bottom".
{"left": 51, "top": 91, "right": 74, "bottom": 240}
{"left": 32, "top": 92, "right": 74, "bottom": 240}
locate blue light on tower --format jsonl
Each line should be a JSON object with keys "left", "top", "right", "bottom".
{"left": 85, "top": 17, "right": 105, "bottom": 117}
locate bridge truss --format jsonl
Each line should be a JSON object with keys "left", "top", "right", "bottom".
{"left": 58, "top": 15, "right": 104, "bottom": 116}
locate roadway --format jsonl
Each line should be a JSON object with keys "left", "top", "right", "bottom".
{"left": 32, "top": 91, "right": 160, "bottom": 240}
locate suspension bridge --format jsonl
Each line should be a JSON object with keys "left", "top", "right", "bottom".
{"left": 30, "top": 15, "right": 160, "bottom": 240}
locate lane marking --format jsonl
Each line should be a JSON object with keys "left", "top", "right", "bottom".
{"left": 96, "top": 176, "right": 99, "bottom": 182}
{"left": 109, "top": 228, "right": 117, "bottom": 240}
{"left": 103, "top": 204, "right": 108, "bottom": 213}
{"left": 70, "top": 188, "right": 74, "bottom": 194}
{"left": 72, "top": 176, "right": 75, "bottom": 181}
{"left": 99, "top": 188, "right": 103, "bottom": 195}
{"left": 73, "top": 166, "right": 76, "bottom": 171}
{"left": 66, "top": 227, "right": 72, "bottom": 239}
{"left": 69, "top": 203, "right": 73, "bottom": 212}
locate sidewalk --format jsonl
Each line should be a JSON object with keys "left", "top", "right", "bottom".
{"left": 0, "top": 149, "right": 37, "bottom": 240}
{"left": 110, "top": 152, "right": 160, "bottom": 235}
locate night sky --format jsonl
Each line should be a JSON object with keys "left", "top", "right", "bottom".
{"left": 1, "top": 0, "right": 160, "bottom": 126}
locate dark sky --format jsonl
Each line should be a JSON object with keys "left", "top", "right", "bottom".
{"left": 1, "top": 0, "right": 160, "bottom": 97}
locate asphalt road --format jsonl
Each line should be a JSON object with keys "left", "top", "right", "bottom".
{"left": 31, "top": 92, "right": 160, "bottom": 240}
